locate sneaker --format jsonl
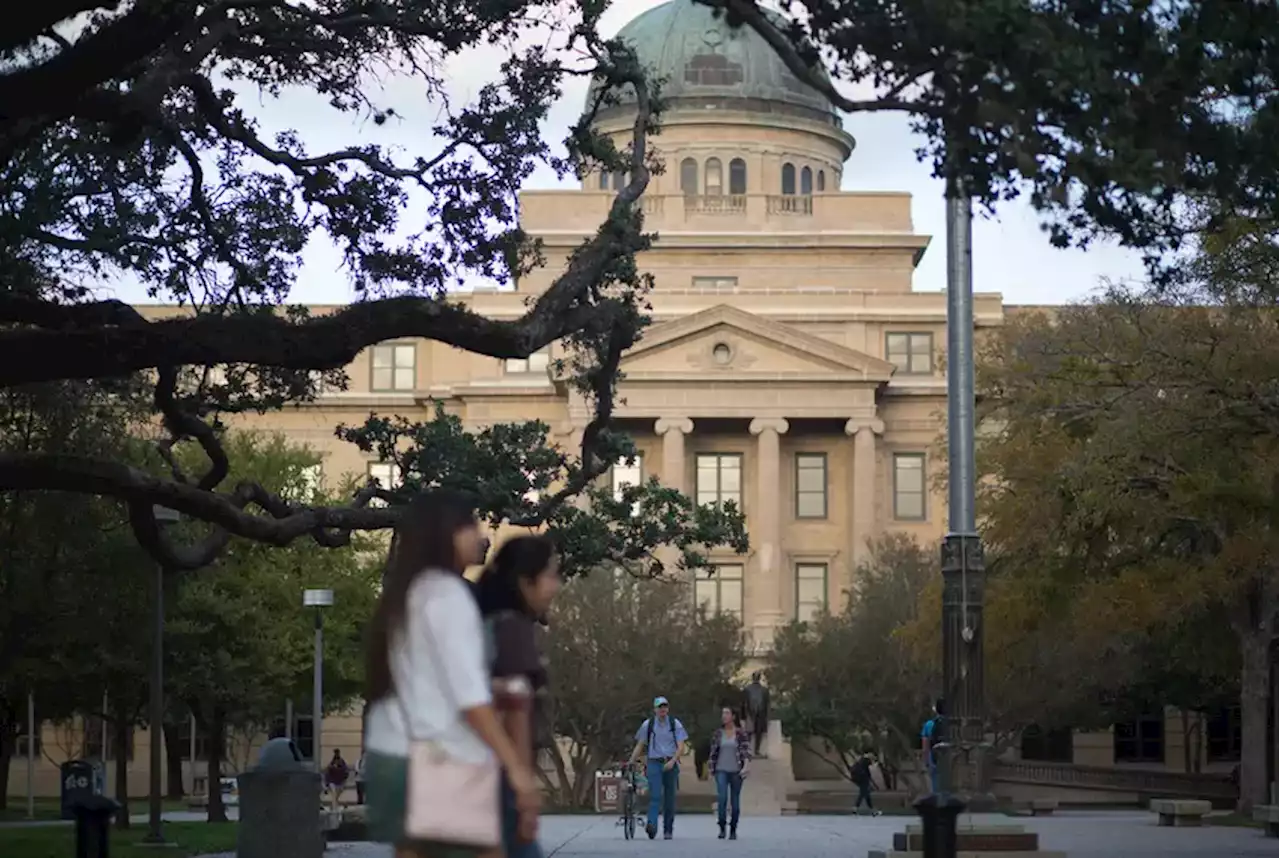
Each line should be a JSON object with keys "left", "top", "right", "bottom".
{"left": 873, "top": 810, "right": 883, "bottom": 817}
{"left": 663, "top": 831, "right": 673, "bottom": 840}
{"left": 646, "top": 823, "right": 656, "bottom": 840}
{"left": 729, "top": 827, "right": 737, "bottom": 840}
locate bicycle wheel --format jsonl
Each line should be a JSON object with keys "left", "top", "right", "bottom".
{"left": 623, "top": 791, "right": 636, "bottom": 840}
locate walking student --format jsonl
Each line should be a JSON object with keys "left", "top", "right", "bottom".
{"left": 475, "top": 535, "right": 563, "bottom": 858}
{"left": 921, "top": 699, "right": 944, "bottom": 795}
{"left": 707, "top": 706, "right": 751, "bottom": 840}
{"left": 851, "top": 752, "right": 881, "bottom": 816}
{"left": 362, "top": 490, "right": 540, "bottom": 858}
{"left": 628, "top": 696, "right": 689, "bottom": 840}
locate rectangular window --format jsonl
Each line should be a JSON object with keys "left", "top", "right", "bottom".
{"left": 695, "top": 454, "right": 742, "bottom": 508}
{"left": 176, "top": 717, "right": 209, "bottom": 762}
{"left": 795, "top": 563, "right": 828, "bottom": 623}
{"left": 368, "top": 462, "right": 402, "bottom": 507}
{"left": 893, "top": 454, "right": 927, "bottom": 521}
{"left": 885, "top": 332, "right": 934, "bottom": 375}
{"left": 83, "top": 717, "right": 134, "bottom": 761}
{"left": 692, "top": 276, "right": 738, "bottom": 291}
{"left": 1114, "top": 714, "right": 1164, "bottom": 763}
{"left": 1206, "top": 707, "right": 1242, "bottom": 762}
{"left": 504, "top": 348, "right": 551, "bottom": 375}
{"left": 694, "top": 564, "right": 744, "bottom": 620}
{"left": 15, "top": 732, "right": 41, "bottom": 757}
{"left": 611, "top": 455, "right": 643, "bottom": 515}
{"left": 795, "top": 453, "right": 828, "bottom": 519}
{"left": 1020, "top": 725, "right": 1074, "bottom": 763}
{"left": 371, "top": 343, "right": 416, "bottom": 391}
{"left": 293, "top": 715, "right": 315, "bottom": 761}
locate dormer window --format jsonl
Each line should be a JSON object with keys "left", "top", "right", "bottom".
{"left": 684, "top": 54, "right": 744, "bottom": 86}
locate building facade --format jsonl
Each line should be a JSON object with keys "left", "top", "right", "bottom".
{"left": 5, "top": 0, "right": 1240, "bottom": 805}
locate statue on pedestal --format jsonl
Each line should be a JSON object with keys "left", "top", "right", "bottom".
{"left": 740, "top": 672, "right": 770, "bottom": 758}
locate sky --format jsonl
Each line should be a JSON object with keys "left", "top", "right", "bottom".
{"left": 109, "top": 0, "right": 1149, "bottom": 307}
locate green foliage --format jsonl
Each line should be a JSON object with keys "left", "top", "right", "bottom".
{"left": 541, "top": 572, "right": 745, "bottom": 806}
{"left": 973, "top": 216, "right": 1277, "bottom": 806}
{"left": 340, "top": 402, "right": 748, "bottom": 577}
{"left": 705, "top": 0, "right": 1277, "bottom": 276}
{"left": 768, "top": 534, "right": 937, "bottom": 785}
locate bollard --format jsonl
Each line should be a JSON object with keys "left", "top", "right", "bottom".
{"left": 914, "top": 792, "right": 965, "bottom": 858}
{"left": 72, "top": 794, "right": 120, "bottom": 858}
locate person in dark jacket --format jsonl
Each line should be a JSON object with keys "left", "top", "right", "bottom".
{"left": 850, "top": 752, "right": 882, "bottom": 816}
{"left": 475, "top": 535, "right": 562, "bottom": 858}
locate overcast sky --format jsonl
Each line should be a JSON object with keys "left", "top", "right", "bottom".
{"left": 112, "top": 0, "right": 1148, "bottom": 307}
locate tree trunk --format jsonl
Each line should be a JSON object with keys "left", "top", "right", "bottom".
{"left": 163, "top": 719, "right": 186, "bottom": 800}
{"left": 206, "top": 707, "right": 228, "bottom": 823}
{"left": 1238, "top": 627, "right": 1274, "bottom": 813}
{"left": 112, "top": 717, "right": 131, "bottom": 829}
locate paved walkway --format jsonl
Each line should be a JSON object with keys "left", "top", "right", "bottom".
{"left": 192, "top": 812, "right": 1272, "bottom": 858}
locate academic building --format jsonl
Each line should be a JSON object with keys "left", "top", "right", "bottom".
{"left": 7, "top": 0, "right": 1239, "bottom": 810}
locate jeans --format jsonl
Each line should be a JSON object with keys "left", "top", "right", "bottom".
{"left": 928, "top": 764, "right": 939, "bottom": 794}
{"left": 714, "top": 771, "right": 742, "bottom": 828}
{"left": 645, "top": 759, "right": 679, "bottom": 833}
{"left": 501, "top": 779, "right": 544, "bottom": 858}
{"left": 855, "top": 782, "right": 873, "bottom": 809}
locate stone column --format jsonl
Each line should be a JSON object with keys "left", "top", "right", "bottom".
{"left": 654, "top": 417, "right": 694, "bottom": 493}
{"left": 843, "top": 417, "right": 884, "bottom": 579}
{"left": 748, "top": 417, "right": 789, "bottom": 645}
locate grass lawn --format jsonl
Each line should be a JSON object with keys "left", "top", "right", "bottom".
{"left": 0, "top": 821, "right": 238, "bottom": 858}
{"left": 0, "top": 797, "right": 190, "bottom": 823}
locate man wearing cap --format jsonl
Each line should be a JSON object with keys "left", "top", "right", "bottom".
{"left": 629, "top": 696, "right": 688, "bottom": 840}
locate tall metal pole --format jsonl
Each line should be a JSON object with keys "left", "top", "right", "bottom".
{"left": 313, "top": 609, "right": 324, "bottom": 773}
{"left": 144, "top": 557, "right": 167, "bottom": 843}
{"left": 26, "top": 692, "right": 34, "bottom": 819}
{"left": 937, "top": 178, "right": 989, "bottom": 805}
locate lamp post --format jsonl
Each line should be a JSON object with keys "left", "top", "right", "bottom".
{"left": 144, "top": 504, "right": 180, "bottom": 845}
{"left": 303, "top": 589, "right": 334, "bottom": 773}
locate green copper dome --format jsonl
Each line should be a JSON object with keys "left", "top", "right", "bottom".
{"left": 588, "top": 0, "right": 838, "bottom": 123}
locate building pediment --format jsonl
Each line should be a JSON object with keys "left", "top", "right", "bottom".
{"left": 619, "top": 304, "right": 894, "bottom": 382}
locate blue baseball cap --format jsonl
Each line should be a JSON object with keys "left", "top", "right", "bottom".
{"left": 653, "top": 696, "right": 669, "bottom": 708}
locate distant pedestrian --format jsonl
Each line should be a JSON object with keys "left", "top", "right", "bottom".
{"left": 851, "top": 752, "right": 881, "bottom": 816}
{"left": 326, "top": 749, "right": 350, "bottom": 806}
{"left": 921, "top": 699, "right": 944, "bottom": 794}
{"left": 354, "top": 752, "right": 367, "bottom": 805}
{"left": 707, "top": 706, "right": 751, "bottom": 840}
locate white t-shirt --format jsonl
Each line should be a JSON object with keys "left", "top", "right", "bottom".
{"left": 364, "top": 570, "right": 493, "bottom": 763}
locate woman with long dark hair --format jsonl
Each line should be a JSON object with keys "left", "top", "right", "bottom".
{"left": 474, "top": 535, "right": 562, "bottom": 858}
{"left": 707, "top": 705, "right": 752, "bottom": 840}
{"left": 363, "top": 491, "right": 539, "bottom": 858}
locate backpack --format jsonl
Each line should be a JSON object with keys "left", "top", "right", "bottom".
{"left": 645, "top": 716, "right": 679, "bottom": 757}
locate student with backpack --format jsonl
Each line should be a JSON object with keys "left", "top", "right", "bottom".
{"left": 850, "top": 752, "right": 882, "bottom": 816}
{"left": 628, "top": 696, "right": 688, "bottom": 840}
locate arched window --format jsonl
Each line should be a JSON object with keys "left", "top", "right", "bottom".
{"left": 680, "top": 158, "right": 699, "bottom": 195}
{"left": 801, "top": 166, "right": 813, "bottom": 195}
{"left": 729, "top": 158, "right": 747, "bottom": 195}
{"left": 781, "top": 162, "right": 796, "bottom": 195}
{"left": 598, "top": 170, "right": 610, "bottom": 190}
{"left": 705, "top": 158, "right": 724, "bottom": 196}
{"left": 817, "top": 170, "right": 826, "bottom": 192}
{"left": 612, "top": 171, "right": 627, "bottom": 190}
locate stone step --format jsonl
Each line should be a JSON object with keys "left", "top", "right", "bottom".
{"left": 869, "top": 852, "right": 1066, "bottom": 858}
{"left": 893, "top": 831, "right": 1040, "bottom": 851}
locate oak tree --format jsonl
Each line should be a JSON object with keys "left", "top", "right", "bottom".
{"left": 0, "top": 0, "right": 663, "bottom": 566}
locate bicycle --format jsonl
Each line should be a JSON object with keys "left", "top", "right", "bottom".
{"left": 614, "top": 760, "right": 646, "bottom": 840}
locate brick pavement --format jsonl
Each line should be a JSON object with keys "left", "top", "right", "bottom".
{"left": 200, "top": 811, "right": 1275, "bottom": 858}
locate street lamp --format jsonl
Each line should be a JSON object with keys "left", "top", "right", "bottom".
{"left": 144, "top": 504, "right": 180, "bottom": 845}
{"left": 303, "top": 589, "right": 334, "bottom": 773}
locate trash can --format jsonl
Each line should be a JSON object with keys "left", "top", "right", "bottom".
{"left": 61, "top": 760, "right": 105, "bottom": 820}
